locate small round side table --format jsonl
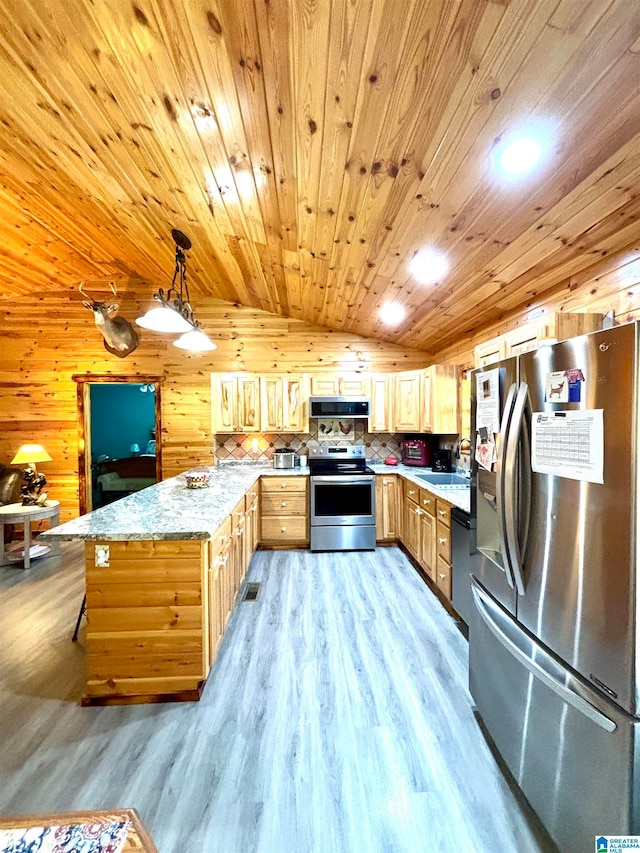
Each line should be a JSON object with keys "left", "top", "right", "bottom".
{"left": 0, "top": 500, "right": 61, "bottom": 569}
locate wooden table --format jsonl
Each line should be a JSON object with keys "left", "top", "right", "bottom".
{"left": 0, "top": 500, "right": 60, "bottom": 569}
{"left": 0, "top": 808, "right": 158, "bottom": 852}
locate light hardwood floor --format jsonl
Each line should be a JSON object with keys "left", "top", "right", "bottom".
{"left": 0, "top": 543, "right": 556, "bottom": 852}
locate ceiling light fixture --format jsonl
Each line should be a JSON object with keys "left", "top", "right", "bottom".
{"left": 380, "top": 303, "right": 407, "bottom": 326}
{"left": 136, "top": 230, "right": 217, "bottom": 352}
{"left": 409, "top": 248, "right": 448, "bottom": 284}
{"left": 499, "top": 137, "right": 542, "bottom": 174}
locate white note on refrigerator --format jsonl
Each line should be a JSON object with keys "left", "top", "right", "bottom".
{"left": 475, "top": 368, "right": 500, "bottom": 434}
{"left": 531, "top": 409, "right": 604, "bottom": 483}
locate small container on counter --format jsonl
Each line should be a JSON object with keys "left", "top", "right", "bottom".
{"left": 185, "top": 471, "right": 211, "bottom": 489}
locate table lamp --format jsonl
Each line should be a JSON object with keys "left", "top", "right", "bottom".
{"left": 11, "top": 443, "right": 52, "bottom": 505}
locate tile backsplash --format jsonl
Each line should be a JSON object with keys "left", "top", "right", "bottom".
{"left": 215, "top": 420, "right": 403, "bottom": 463}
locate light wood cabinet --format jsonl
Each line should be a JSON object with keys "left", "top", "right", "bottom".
{"left": 211, "top": 374, "right": 261, "bottom": 433}
{"left": 474, "top": 312, "right": 604, "bottom": 367}
{"left": 460, "top": 375, "right": 471, "bottom": 440}
{"left": 402, "top": 479, "right": 421, "bottom": 559}
{"left": 369, "top": 373, "right": 391, "bottom": 432}
{"left": 309, "top": 374, "right": 370, "bottom": 397}
{"left": 418, "top": 487, "right": 436, "bottom": 581}
{"left": 375, "top": 474, "right": 400, "bottom": 541}
{"left": 209, "top": 515, "right": 232, "bottom": 660}
{"left": 434, "top": 499, "right": 452, "bottom": 599}
{"left": 260, "top": 375, "right": 309, "bottom": 433}
{"left": 394, "top": 371, "right": 422, "bottom": 432}
{"left": 421, "top": 365, "right": 458, "bottom": 434}
{"left": 244, "top": 484, "right": 259, "bottom": 569}
{"left": 260, "top": 476, "right": 309, "bottom": 545}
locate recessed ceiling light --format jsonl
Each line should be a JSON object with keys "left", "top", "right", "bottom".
{"left": 380, "top": 303, "right": 407, "bottom": 326}
{"left": 409, "top": 248, "right": 448, "bottom": 284}
{"left": 499, "top": 138, "right": 542, "bottom": 174}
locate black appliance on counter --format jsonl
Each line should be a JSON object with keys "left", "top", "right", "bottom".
{"left": 433, "top": 449, "right": 452, "bottom": 472}
{"left": 308, "top": 446, "right": 375, "bottom": 551}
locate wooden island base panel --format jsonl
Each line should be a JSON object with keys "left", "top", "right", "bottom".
{"left": 83, "top": 539, "right": 210, "bottom": 705}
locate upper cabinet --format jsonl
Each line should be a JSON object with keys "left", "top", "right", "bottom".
{"left": 261, "top": 375, "right": 309, "bottom": 433}
{"left": 211, "top": 367, "right": 461, "bottom": 436}
{"left": 393, "top": 371, "right": 422, "bottom": 432}
{"left": 309, "top": 374, "right": 370, "bottom": 397}
{"left": 211, "top": 375, "right": 261, "bottom": 433}
{"left": 213, "top": 373, "right": 308, "bottom": 434}
{"left": 474, "top": 312, "right": 604, "bottom": 367}
{"left": 369, "top": 374, "right": 391, "bottom": 433}
{"left": 421, "top": 365, "right": 458, "bottom": 434}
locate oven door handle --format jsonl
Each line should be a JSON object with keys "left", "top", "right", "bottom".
{"left": 310, "top": 475, "right": 375, "bottom": 485}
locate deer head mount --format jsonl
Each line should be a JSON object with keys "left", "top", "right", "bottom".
{"left": 79, "top": 281, "right": 139, "bottom": 358}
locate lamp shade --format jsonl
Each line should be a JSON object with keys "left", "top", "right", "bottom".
{"left": 173, "top": 329, "right": 217, "bottom": 352}
{"left": 135, "top": 306, "right": 193, "bottom": 333}
{"left": 11, "top": 444, "right": 52, "bottom": 466}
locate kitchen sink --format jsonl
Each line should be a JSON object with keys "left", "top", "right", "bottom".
{"left": 416, "top": 472, "right": 470, "bottom": 489}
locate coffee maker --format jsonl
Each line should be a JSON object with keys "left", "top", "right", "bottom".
{"left": 433, "top": 448, "right": 452, "bottom": 472}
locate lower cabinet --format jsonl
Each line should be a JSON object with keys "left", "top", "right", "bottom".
{"left": 418, "top": 488, "right": 436, "bottom": 581}
{"left": 209, "top": 515, "right": 232, "bottom": 660}
{"left": 208, "top": 485, "right": 259, "bottom": 668}
{"left": 260, "top": 476, "right": 309, "bottom": 545}
{"left": 376, "top": 474, "right": 400, "bottom": 541}
{"left": 403, "top": 480, "right": 421, "bottom": 560}
{"left": 398, "top": 476, "right": 454, "bottom": 603}
{"left": 434, "top": 499, "right": 452, "bottom": 599}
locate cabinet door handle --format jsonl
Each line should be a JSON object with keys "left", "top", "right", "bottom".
{"left": 409, "top": 490, "right": 416, "bottom": 495}
{"left": 439, "top": 573, "right": 446, "bottom": 580}
{"left": 414, "top": 507, "right": 421, "bottom": 516}
{"left": 438, "top": 537, "right": 446, "bottom": 544}
{"left": 438, "top": 510, "right": 446, "bottom": 517}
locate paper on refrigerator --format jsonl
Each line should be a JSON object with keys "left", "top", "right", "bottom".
{"left": 475, "top": 369, "right": 501, "bottom": 434}
{"left": 531, "top": 409, "right": 604, "bottom": 484}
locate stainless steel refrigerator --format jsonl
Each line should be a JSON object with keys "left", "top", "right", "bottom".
{"left": 470, "top": 321, "right": 640, "bottom": 853}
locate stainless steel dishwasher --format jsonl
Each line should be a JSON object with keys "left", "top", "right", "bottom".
{"left": 451, "top": 506, "right": 477, "bottom": 626}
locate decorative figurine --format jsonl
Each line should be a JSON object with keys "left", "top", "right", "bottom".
{"left": 21, "top": 469, "right": 48, "bottom": 506}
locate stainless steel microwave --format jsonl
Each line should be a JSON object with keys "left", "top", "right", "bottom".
{"left": 309, "top": 397, "right": 370, "bottom": 419}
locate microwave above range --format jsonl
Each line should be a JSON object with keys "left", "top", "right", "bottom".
{"left": 309, "top": 397, "right": 370, "bottom": 419}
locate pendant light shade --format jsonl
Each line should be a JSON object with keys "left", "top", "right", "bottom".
{"left": 135, "top": 230, "right": 216, "bottom": 352}
{"left": 173, "top": 329, "right": 217, "bottom": 352}
{"left": 136, "top": 305, "right": 193, "bottom": 333}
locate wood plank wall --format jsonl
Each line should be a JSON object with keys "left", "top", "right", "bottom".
{"left": 0, "top": 294, "right": 431, "bottom": 520}
{"left": 436, "top": 247, "right": 640, "bottom": 368}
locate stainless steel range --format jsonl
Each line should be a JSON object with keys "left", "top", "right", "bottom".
{"left": 309, "top": 446, "right": 376, "bottom": 552}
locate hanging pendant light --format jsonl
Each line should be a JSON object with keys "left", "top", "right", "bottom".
{"left": 136, "top": 230, "right": 216, "bottom": 352}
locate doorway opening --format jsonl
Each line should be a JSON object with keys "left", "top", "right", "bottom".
{"left": 73, "top": 374, "right": 163, "bottom": 514}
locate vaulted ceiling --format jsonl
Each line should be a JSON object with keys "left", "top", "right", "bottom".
{"left": 0, "top": 0, "right": 639, "bottom": 354}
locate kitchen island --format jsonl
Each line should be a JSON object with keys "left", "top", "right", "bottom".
{"left": 40, "top": 461, "right": 469, "bottom": 705}
{"left": 39, "top": 463, "right": 298, "bottom": 705}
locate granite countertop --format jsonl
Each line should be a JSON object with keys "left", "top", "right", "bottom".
{"left": 368, "top": 462, "right": 471, "bottom": 513}
{"left": 39, "top": 459, "right": 470, "bottom": 543}
{"left": 38, "top": 463, "right": 307, "bottom": 543}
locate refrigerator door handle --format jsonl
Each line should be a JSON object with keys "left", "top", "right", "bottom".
{"left": 503, "top": 382, "right": 528, "bottom": 595}
{"left": 496, "top": 382, "right": 518, "bottom": 590}
{"left": 471, "top": 582, "right": 617, "bottom": 733}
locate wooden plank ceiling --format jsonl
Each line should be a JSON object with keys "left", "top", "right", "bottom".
{"left": 0, "top": 0, "right": 639, "bottom": 354}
